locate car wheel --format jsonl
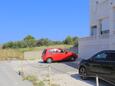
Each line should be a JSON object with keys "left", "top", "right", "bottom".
{"left": 46, "top": 58, "right": 53, "bottom": 63}
{"left": 79, "top": 67, "right": 88, "bottom": 80}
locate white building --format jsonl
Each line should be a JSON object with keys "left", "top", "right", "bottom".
{"left": 79, "top": 0, "right": 115, "bottom": 59}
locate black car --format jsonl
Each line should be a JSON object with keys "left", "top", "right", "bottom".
{"left": 79, "top": 50, "right": 115, "bottom": 85}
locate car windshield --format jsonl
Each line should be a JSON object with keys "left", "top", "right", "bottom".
{"left": 42, "top": 49, "right": 47, "bottom": 55}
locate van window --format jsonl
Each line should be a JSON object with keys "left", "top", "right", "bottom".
{"left": 107, "top": 53, "right": 115, "bottom": 61}
{"left": 94, "top": 52, "right": 107, "bottom": 60}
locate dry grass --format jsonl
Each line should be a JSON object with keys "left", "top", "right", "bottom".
{"left": 0, "top": 49, "right": 23, "bottom": 60}
{"left": 19, "top": 44, "right": 72, "bottom": 52}
{"left": 23, "top": 75, "right": 45, "bottom": 86}
{"left": 23, "top": 75, "right": 59, "bottom": 86}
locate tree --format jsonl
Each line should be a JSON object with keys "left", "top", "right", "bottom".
{"left": 53, "top": 41, "right": 62, "bottom": 45}
{"left": 23, "top": 35, "right": 36, "bottom": 47}
{"left": 73, "top": 36, "right": 79, "bottom": 47}
{"left": 14, "top": 41, "right": 27, "bottom": 48}
{"left": 2, "top": 42, "right": 14, "bottom": 49}
{"left": 2, "top": 35, "right": 79, "bottom": 49}
{"left": 63, "top": 36, "right": 74, "bottom": 45}
{"left": 36, "top": 38, "right": 52, "bottom": 46}
{"left": 24, "top": 35, "right": 35, "bottom": 41}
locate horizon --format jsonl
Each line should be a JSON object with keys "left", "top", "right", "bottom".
{"left": 0, "top": 0, "right": 89, "bottom": 43}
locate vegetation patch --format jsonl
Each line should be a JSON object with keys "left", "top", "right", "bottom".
{"left": 23, "top": 75, "right": 45, "bottom": 86}
{"left": 2, "top": 35, "right": 78, "bottom": 50}
{"left": 0, "top": 35, "right": 78, "bottom": 60}
{"left": 19, "top": 44, "right": 72, "bottom": 52}
{"left": 23, "top": 75, "right": 60, "bottom": 86}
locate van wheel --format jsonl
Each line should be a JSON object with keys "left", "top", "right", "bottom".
{"left": 79, "top": 67, "right": 88, "bottom": 80}
{"left": 46, "top": 58, "right": 53, "bottom": 63}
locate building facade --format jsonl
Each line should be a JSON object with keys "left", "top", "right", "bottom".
{"left": 79, "top": 0, "right": 115, "bottom": 59}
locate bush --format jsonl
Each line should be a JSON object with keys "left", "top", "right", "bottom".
{"left": 2, "top": 35, "right": 37, "bottom": 49}
{"left": 63, "top": 36, "right": 79, "bottom": 46}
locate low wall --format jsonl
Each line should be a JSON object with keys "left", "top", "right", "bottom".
{"left": 79, "top": 36, "right": 110, "bottom": 59}
{"left": 24, "top": 50, "right": 43, "bottom": 60}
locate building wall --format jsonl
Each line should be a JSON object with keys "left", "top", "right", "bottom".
{"left": 90, "top": 0, "right": 110, "bottom": 26}
{"left": 79, "top": 0, "right": 115, "bottom": 59}
{"left": 90, "top": 0, "right": 115, "bottom": 36}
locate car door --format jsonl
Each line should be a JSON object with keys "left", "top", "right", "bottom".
{"left": 88, "top": 51, "right": 107, "bottom": 76}
{"left": 52, "top": 50, "right": 66, "bottom": 61}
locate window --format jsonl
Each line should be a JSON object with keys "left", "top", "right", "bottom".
{"left": 98, "top": 0, "right": 106, "bottom": 3}
{"left": 49, "top": 49, "right": 62, "bottom": 53}
{"left": 100, "top": 18, "right": 109, "bottom": 34}
{"left": 91, "top": 26, "right": 97, "bottom": 36}
{"left": 60, "top": 49, "right": 65, "bottom": 53}
{"left": 49, "top": 49, "right": 58, "bottom": 53}
{"left": 107, "top": 53, "right": 115, "bottom": 61}
{"left": 113, "top": 7, "right": 115, "bottom": 29}
{"left": 94, "top": 52, "right": 107, "bottom": 60}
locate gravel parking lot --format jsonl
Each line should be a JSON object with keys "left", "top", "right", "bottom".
{"left": 8, "top": 60, "right": 113, "bottom": 86}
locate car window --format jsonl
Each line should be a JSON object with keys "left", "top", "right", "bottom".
{"left": 59, "top": 49, "right": 65, "bottom": 53}
{"left": 94, "top": 52, "right": 107, "bottom": 60}
{"left": 49, "top": 49, "right": 56, "bottom": 53}
{"left": 49, "top": 49, "right": 61, "bottom": 53}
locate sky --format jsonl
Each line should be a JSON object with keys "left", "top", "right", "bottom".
{"left": 0, "top": 0, "right": 89, "bottom": 43}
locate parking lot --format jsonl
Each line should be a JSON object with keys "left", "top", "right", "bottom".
{"left": 9, "top": 60, "right": 113, "bottom": 86}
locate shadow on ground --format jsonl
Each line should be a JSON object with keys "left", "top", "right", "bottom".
{"left": 62, "top": 58, "right": 83, "bottom": 69}
{"left": 62, "top": 61, "right": 78, "bottom": 68}
{"left": 71, "top": 74, "right": 96, "bottom": 86}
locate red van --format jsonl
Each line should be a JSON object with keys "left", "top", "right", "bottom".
{"left": 42, "top": 48, "right": 78, "bottom": 63}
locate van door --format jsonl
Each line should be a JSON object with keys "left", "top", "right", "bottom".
{"left": 89, "top": 51, "right": 107, "bottom": 76}
{"left": 103, "top": 52, "right": 115, "bottom": 83}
